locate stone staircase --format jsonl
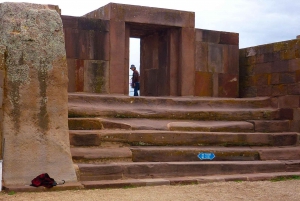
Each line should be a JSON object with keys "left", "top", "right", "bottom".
{"left": 68, "top": 93, "right": 300, "bottom": 189}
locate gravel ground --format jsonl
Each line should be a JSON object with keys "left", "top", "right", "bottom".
{"left": 1, "top": 180, "right": 299, "bottom": 201}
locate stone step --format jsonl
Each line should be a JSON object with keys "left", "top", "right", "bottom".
{"left": 68, "top": 93, "right": 275, "bottom": 109}
{"left": 68, "top": 93, "right": 279, "bottom": 121}
{"left": 69, "top": 118, "right": 291, "bottom": 133}
{"left": 130, "top": 146, "right": 300, "bottom": 162}
{"left": 69, "top": 106, "right": 279, "bottom": 121}
{"left": 5, "top": 172, "right": 300, "bottom": 192}
{"left": 80, "top": 172, "right": 300, "bottom": 189}
{"left": 77, "top": 160, "right": 300, "bottom": 181}
{"left": 69, "top": 118, "right": 258, "bottom": 132}
{"left": 69, "top": 130, "right": 299, "bottom": 147}
{"left": 70, "top": 146, "right": 300, "bottom": 163}
{"left": 71, "top": 147, "right": 132, "bottom": 163}
{"left": 69, "top": 117, "right": 290, "bottom": 132}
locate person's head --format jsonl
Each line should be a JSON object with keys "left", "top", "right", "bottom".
{"left": 130, "top": 64, "right": 136, "bottom": 71}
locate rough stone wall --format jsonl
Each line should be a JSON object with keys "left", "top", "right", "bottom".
{"left": 62, "top": 16, "right": 110, "bottom": 93}
{"left": 194, "top": 29, "right": 239, "bottom": 97}
{"left": 239, "top": 39, "right": 300, "bottom": 131}
{"left": 0, "top": 3, "right": 77, "bottom": 185}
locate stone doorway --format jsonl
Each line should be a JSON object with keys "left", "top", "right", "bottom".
{"left": 127, "top": 22, "right": 181, "bottom": 96}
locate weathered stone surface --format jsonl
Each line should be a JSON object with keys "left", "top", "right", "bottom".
{"left": 67, "top": 59, "right": 76, "bottom": 92}
{"left": 219, "top": 32, "right": 239, "bottom": 45}
{"left": 208, "top": 44, "right": 223, "bottom": 73}
{"left": 218, "top": 74, "right": 238, "bottom": 97}
{"left": 195, "top": 42, "right": 208, "bottom": 72}
{"left": 250, "top": 120, "right": 290, "bottom": 132}
{"left": 85, "top": 3, "right": 195, "bottom": 28}
{"left": 194, "top": 72, "right": 212, "bottom": 96}
{"left": 83, "top": 60, "right": 109, "bottom": 93}
{"left": 0, "top": 3, "right": 77, "bottom": 185}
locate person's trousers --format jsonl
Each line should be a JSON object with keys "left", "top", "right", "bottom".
{"left": 134, "top": 82, "right": 140, "bottom": 96}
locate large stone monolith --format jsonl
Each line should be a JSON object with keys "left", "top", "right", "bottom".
{"left": 0, "top": 3, "right": 77, "bottom": 185}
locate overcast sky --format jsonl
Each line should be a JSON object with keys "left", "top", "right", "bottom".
{"left": 2, "top": 0, "right": 300, "bottom": 48}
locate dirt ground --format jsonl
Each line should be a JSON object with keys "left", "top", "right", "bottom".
{"left": 0, "top": 180, "right": 299, "bottom": 201}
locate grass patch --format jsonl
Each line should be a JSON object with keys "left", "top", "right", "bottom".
{"left": 122, "top": 185, "right": 136, "bottom": 189}
{"left": 8, "top": 191, "right": 15, "bottom": 195}
{"left": 271, "top": 175, "right": 300, "bottom": 182}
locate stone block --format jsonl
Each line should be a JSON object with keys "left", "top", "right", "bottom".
{"left": 208, "top": 44, "right": 223, "bottom": 73}
{"left": 78, "top": 17, "right": 109, "bottom": 31}
{"left": 109, "top": 20, "right": 126, "bottom": 94}
{"left": 272, "top": 84, "right": 288, "bottom": 96}
{"left": 246, "top": 47, "right": 257, "bottom": 57}
{"left": 218, "top": 74, "right": 238, "bottom": 97}
{"left": 287, "top": 39, "right": 300, "bottom": 50}
{"left": 253, "top": 63, "right": 272, "bottom": 74}
{"left": 195, "top": 42, "right": 208, "bottom": 72}
{"left": 253, "top": 74, "right": 271, "bottom": 86}
{"left": 288, "top": 83, "right": 300, "bottom": 95}
{"left": 261, "top": 53, "right": 275, "bottom": 63}
{"left": 280, "top": 108, "right": 294, "bottom": 120}
{"left": 271, "top": 60, "right": 289, "bottom": 73}
{"left": 109, "top": 3, "right": 194, "bottom": 28}
{"left": 195, "top": 29, "right": 203, "bottom": 42}
{"left": 84, "top": 60, "right": 109, "bottom": 93}
{"left": 289, "top": 59, "right": 300, "bottom": 72}
{"left": 239, "top": 48, "right": 246, "bottom": 58}
{"left": 144, "top": 69, "right": 158, "bottom": 96}
{"left": 240, "top": 86, "right": 257, "bottom": 98}
{"left": 61, "top": 15, "right": 78, "bottom": 29}
{"left": 257, "top": 85, "right": 272, "bottom": 97}
{"left": 278, "top": 95, "right": 300, "bottom": 108}
{"left": 75, "top": 60, "right": 85, "bottom": 92}
{"left": 169, "top": 29, "right": 180, "bottom": 96}
{"left": 290, "top": 120, "right": 300, "bottom": 132}
{"left": 273, "top": 41, "right": 289, "bottom": 52}
{"left": 239, "top": 65, "right": 254, "bottom": 76}
{"left": 194, "top": 72, "right": 212, "bottom": 97}
{"left": 0, "top": 2, "right": 77, "bottom": 185}
{"left": 271, "top": 73, "right": 280, "bottom": 84}
{"left": 280, "top": 49, "right": 296, "bottom": 60}
{"left": 202, "top": 29, "right": 220, "bottom": 43}
{"left": 93, "top": 31, "right": 110, "bottom": 60}
{"left": 67, "top": 59, "right": 76, "bottom": 92}
{"left": 256, "top": 44, "right": 273, "bottom": 55}
{"left": 219, "top": 32, "right": 239, "bottom": 45}
{"left": 255, "top": 54, "right": 264, "bottom": 64}
{"left": 297, "top": 70, "right": 300, "bottom": 82}
{"left": 78, "top": 30, "right": 94, "bottom": 59}
{"left": 224, "top": 45, "right": 239, "bottom": 74}
{"left": 293, "top": 108, "right": 300, "bottom": 121}
{"left": 179, "top": 27, "right": 195, "bottom": 96}
{"left": 239, "top": 76, "right": 254, "bottom": 88}
{"left": 250, "top": 120, "right": 290, "bottom": 132}
{"left": 64, "top": 28, "right": 79, "bottom": 59}
{"left": 279, "top": 73, "right": 296, "bottom": 84}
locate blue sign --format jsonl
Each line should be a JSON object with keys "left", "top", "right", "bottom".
{"left": 198, "top": 152, "right": 215, "bottom": 160}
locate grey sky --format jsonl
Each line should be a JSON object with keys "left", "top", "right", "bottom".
{"left": 1, "top": 0, "right": 299, "bottom": 48}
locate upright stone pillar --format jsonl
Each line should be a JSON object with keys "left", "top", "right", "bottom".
{"left": 0, "top": 3, "right": 77, "bottom": 185}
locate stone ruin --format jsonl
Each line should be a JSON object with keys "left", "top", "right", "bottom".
{"left": 0, "top": 2, "right": 299, "bottom": 187}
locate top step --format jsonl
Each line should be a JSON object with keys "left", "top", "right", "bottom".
{"left": 68, "top": 93, "right": 275, "bottom": 109}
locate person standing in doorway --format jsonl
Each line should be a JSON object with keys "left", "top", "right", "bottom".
{"left": 130, "top": 64, "right": 140, "bottom": 96}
